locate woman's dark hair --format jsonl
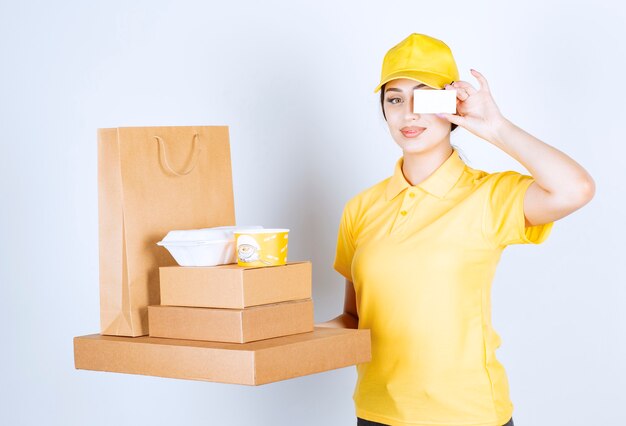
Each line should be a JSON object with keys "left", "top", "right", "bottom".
{"left": 380, "top": 82, "right": 458, "bottom": 132}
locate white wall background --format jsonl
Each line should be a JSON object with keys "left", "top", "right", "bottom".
{"left": 1, "top": 1, "right": 624, "bottom": 425}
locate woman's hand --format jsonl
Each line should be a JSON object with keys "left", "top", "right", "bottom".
{"left": 436, "top": 69, "right": 508, "bottom": 144}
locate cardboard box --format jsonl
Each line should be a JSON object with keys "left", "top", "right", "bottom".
{"left": 74, "top": 327, "right": 371, "bottom": 385}
{"left": 159, "top": 261, "right": 311, "bottom": 309}
{"left": 148, "top": 299, "right": 314, "bottom": 343}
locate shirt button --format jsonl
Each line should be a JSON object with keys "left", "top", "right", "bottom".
{"left": 409, "top": 192, "right": 415, "bottom": 198}
{"left": 400, "top": 210, "right": 407, "bottom": 216}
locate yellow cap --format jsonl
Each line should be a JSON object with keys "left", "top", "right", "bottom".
{"left": 374, "top": 33, "right": 460, "bottom": 93}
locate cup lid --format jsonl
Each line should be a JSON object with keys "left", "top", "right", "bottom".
{"left": 234, "top": 228, "right": 289, "bottom": 234}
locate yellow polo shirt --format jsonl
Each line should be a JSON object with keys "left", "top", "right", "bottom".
{"left": 334, "top": 148, "right": 554, "bottom": 426}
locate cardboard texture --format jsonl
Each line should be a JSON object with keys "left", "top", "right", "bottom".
{"left": 98, "top": 126, "right": 236, "bottom": 337}
{"left": 74, "top": 327, "right": 371, "bottom": 385}
{"left": 159, "top": 261, "right": 312, "bottom": 309}
{"left": 148, "top": 299, "right": 314, "bottom": 343}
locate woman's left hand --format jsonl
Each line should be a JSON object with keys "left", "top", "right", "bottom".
{"left": 436, "top": 69, "right": 508, "bottom": 143}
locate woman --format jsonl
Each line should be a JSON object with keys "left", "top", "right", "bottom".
{"left": 319, "top": 33, "right": 595, "bottom": 426}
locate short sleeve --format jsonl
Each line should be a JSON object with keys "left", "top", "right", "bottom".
{"left": 483, "top": 171, "right": 554, "bottom": 247}
{"left": 333, "top": 202, "right": 357, "bottom": 282}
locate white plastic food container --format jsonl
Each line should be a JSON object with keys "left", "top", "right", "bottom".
{"left": 157, "top": 225, "right": 264, "bottom": 267}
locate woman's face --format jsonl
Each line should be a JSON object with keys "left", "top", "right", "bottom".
{"left": 383, "top": 78, "right": 452, "bottom": 154}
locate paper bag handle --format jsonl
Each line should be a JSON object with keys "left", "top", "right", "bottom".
{"left": 154, "top": 134, "right": 202, "bottom": 176}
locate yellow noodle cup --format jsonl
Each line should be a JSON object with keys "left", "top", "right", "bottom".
{"left": 234, "top": 228, "right": 289, "bottom": 267}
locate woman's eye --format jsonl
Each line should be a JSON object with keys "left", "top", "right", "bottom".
{"left": 386, "top": 97, "right": 401, "bottom": 104}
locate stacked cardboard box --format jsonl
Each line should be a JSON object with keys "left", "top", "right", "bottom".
{"left": 148, "top": 261, "right": 315, "bottom": 343}
{"left": 74, "top": 259, "right": 371, "bottom": 385}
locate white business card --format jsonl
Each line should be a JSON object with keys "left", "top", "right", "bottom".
{"left": 413, "top": 89, "right": 457, "bottom": 114}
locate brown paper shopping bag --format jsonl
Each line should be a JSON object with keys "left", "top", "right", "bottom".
{"left": 98, "top": 126, "right": 236, "bottom": 336}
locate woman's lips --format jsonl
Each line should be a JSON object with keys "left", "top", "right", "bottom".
{"left": 401, "top": 128, "right": 426, "bottom": 138}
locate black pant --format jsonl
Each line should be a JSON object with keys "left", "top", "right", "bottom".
{"left": 357, "top": 416, "right": 514, "bottom": 426}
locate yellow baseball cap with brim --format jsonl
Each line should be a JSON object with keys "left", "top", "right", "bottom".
{"left": 374, "top": 33, "right": 460, "bottom": 93}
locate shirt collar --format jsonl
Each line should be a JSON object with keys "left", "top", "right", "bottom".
{"left": 385, "top": 148, "right": 466, "bottom": 201}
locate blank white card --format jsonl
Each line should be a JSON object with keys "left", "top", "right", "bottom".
{"left": 413, "top": 89, "right": 457, "bottom": 114}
